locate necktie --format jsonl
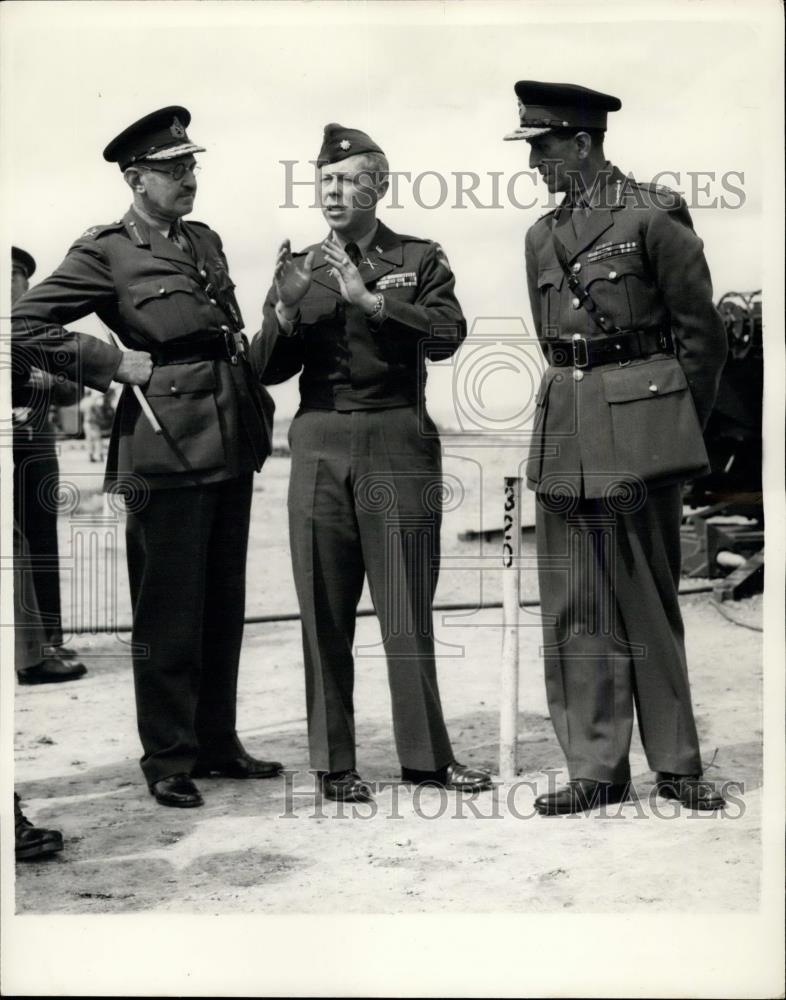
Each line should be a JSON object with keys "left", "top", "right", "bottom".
{"left": 345, "top": 241, "right": 362, "bottom": 268}
{"left": 168, "top": 223, "right": 192, "bottom": 257}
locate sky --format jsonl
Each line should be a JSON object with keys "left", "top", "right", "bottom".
{"left": 0, "top": 0, "right": 781, "bottom": 425}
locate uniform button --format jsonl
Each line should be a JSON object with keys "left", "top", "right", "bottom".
{"left": 571, "top": 297, "right": 581, "bottom": 309}
{"left": 170, "top": 384, "right": 178, "bottom": 394}
{"left": 200, "top": 269, "right": 207, "bottom": 277}
{"left": 220, "top": 324, "right": 230, "bottom": 332}
{"left": 158, "top": 287, "right": 165, "bottom": 295}
{"left": 649, "top": 383, "right": 659, "bottom": 393}
{"left": 572, "top": 262, "right": 581, "bottom": 273}
{"left": 573, "top": 369, "right": 584, "bottom": 382}
{"left": 608, "top": 270, "right": 617, "bottom": 279}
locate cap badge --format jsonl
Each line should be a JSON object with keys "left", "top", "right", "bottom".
{"left": 339, "top": 139, "right": 351, "bottom": 151}
{"left": 170, "top": 116, "right": 186, "bottom": 139}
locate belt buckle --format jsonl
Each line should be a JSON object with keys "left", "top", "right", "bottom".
{"left": 571, "top": 334, "right": 589, "bottom": 369}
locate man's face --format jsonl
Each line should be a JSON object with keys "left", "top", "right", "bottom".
{"left": 11, "top": 267, "right": 29, "bottom": 305}
{"left": 527, "top": 133, "right": 583, "bottom": 195}
{"left": 319, "top": 154, "right": 383, "bottom": 236}
{"left": 136, "top": 155, "right": 198, "bottom": 220}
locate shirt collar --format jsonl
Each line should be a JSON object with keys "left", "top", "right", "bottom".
{"left": 330, "top": 221, "right": 379, "bottom": 256}
{"left": 131, "top": 203, "right": 180, "bottom": 238}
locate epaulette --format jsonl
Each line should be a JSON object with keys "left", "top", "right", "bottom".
{"left": 76, "top": 220, "right": 126, "bottom": 241}
{"left": 625, "top": 179, "right": 683, "bottom": 210}
{"left": 396, "top": 234, "right": 431, "bottom": 245}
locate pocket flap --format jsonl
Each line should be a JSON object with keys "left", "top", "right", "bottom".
{"left": 602, "top": 358, "right": 689, "bottom": 403}
{"left": 130, "top": 273, "right": 194, "bottom": 307}
{"left": 585, "top": 255, "right": 645, "bottom": 287}
{"left": 537, "top": 266, "right": 564, "bottom": 290}
{"left": 145, "top": 360, "right": 217, "bottom": 397}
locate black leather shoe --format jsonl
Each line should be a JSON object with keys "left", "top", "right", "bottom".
{"left": 150, "top": 774, "right": 204, "bottom": 808}
{"left": 534, "top": 778, "right": 631, "bottom": 815}
{"left": 15, "top": 795, "right": 63, "bottom": 861}
{"left": 401, "top": 761, "right": 492, "bottom": 792}
{"left": 655, "top": 772, "right": 726, "bottom": 810}
{"left": 17, "top": 657, "right": 87, "bottom": 685}
{"left": 320, "top": 770, "right": 374, "bottom": 803}
{"left": 191, "top": 754, "right": 283, "bottom": 779}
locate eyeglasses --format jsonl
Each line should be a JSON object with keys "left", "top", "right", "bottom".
{"left": 140, "top": 161, "right": 201, "bottom": 181}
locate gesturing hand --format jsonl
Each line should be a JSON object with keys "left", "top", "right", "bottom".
{"left": 321, "top": 241, "right": 377, "bottom": 313}
{"left": 274, "top": 239, "right": 314, "bottom": 308}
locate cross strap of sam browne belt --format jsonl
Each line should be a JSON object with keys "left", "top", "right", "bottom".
{"left": 551, "top": 213, "right": 623, "bottom": 337}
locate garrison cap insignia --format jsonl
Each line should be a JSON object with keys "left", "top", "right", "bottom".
{"left": 170, "top": 116, "right": 186, "bottom": 139}
{"left": 317, "top": 123, "right": 385, "bottom": 167}
{"left": 339, "top": 139, "right": 351, "bottom": 151}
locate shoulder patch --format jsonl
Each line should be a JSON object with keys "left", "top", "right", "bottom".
{"left": 433, "top": 242, "right": 452, "bottom": 272}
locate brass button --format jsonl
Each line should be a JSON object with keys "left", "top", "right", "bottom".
{"left": 608, "top": 270, "right": 617, "bottom": 279}
{"left": 209, "top": 298, "right": 217, "bottom": 305}
{"left": 220, "top": 324, "right": 230, "bottom": 332}
{"left": 649, "top": 383, "right": 658, "bottom": 393}
{"left": 571, "top": 297, "right": 581, "bottom": 309}
{"left": 573, "top": 369, "right": 584, "bottom": 382}
{"left": 170, "top": 384, "right": 178, "bottom": 394}
{"left": 200, "top": 269, "right": 207, "bottom": 277}
{"left": 572, "top": 262, "right": 581, "bottom": 273}
{"left": 158, "top": 287, "right": 166, "bottom": 295}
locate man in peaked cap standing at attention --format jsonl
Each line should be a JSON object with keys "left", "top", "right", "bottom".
{"left": 504, "top": 82, "right": 729, "bottom": 814}
{"left": 12, "top": 106, "right": 281, "bottom": 807}
{"left": 253, "top": 124, "right": 491, "bottom": 802}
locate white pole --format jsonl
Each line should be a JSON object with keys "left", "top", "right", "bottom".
{"left": 500, "top": 476, "right": 522, "bottom": 781}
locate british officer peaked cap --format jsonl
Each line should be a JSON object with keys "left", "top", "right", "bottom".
{"left": 503, "top": 81, "right": 621, "bottom": 141}
{"left": 103, "top": 105, "right": 206, "bottom": 169}
{"left": 317, "top": 123, "right": 385, "bottom": 167}
{"left": 12, "top": 246, "right": 36, "bottom": 279}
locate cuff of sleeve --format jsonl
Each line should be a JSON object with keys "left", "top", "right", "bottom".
{"left": 275, "top": 301, "right": 302, "bottom": 336}
{"left": 88, "top": 342, "right": 125, "bottom": 392}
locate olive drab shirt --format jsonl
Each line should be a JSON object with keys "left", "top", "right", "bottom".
{"left": 11, "top": 207, "right": 274, "bottom": 489}
{"left": 524, "top": 164, "right": 728, "bottom": 499}
{"left": 253, "top": 221, "right": 466, "bottom": 408}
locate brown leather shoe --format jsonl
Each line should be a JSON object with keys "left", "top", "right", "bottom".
{"left": 655, "top": 772, "right": 726, "bottom": 810}
{"left": 17, "top": 657, "right": 87, "bottom": 685}
{"left": 534, "top": 778, "right": 631, "bottom": 815}
{"left": 150, "top": 774, "right": 204, "bottom": 808}
{"left": 320, "top": 770, "right": 374, "bottom": 803}
{"left": 192, "top": 753, "right": 283, "bottom": 779}
{"left": 401, "top": 762, "right": 492, "bottom": 792}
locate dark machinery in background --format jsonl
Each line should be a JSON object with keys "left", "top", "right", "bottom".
{"left": 681, "top": 290, "right": 764, "bottom": 602}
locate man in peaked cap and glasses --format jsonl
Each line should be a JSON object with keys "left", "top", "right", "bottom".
{"left": 12, "top": 106, "right": 281, "bottom": 808}
{"left": 504, "top": 81, "right": 729, "bottom": 814}
{"left": 252, "top": 123, "right": 491, "bottom": 803}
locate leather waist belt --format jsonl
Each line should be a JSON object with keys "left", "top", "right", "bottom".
{"left": 152, "top": 330, "right": 242, "bottom": 366}
{"left": 545, "top": 327, "right": 673, "bottom": 369}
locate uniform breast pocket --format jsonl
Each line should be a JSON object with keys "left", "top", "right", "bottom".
{"left": 585, "top": 254, "right": 654, "bottom": 329}
{"left": 602, "top": 358, "right": 709, "bottom": 484}
{"left": 133, "top": 361, "right": 225, "bottom": 474}
{"left": 128, "top": 273, "right": 208, "bottom": 341}
{"left": 537, "top": 267, "right": 565, "bottom": 334}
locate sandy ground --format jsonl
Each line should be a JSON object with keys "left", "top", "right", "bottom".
{"left": 14, "top": 443, "right": 763, "bottom": 914}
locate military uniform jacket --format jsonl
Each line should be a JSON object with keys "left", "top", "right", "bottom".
{"left": 252, "top": 221, "right": 466, "bottom": 408}
{"left": 525, "top": 164, "right": 728, "bottom": 498}
{"left": 12, "top": 208, "right": 274, "bottom": 489}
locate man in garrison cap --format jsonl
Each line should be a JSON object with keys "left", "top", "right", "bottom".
{"left": 12, "top": 106, "right": 281, "bottom": 808}
{"left": 252, "top": 124, "right": 491, "bottom": 802}
{"left": 504, "top": 81, "right": 729, "bottom": 814}
{"left": 12, "top": 246, "right": 88, "bottom": 685}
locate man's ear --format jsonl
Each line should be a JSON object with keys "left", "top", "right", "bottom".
{"left": 124, "top": 166, "right": 144, "bottom": 192}
{"left": 375, "top": 177, "right": 390, "bottom": 202}
{"left": 575, "top": 132, "right": 593, "bottom": 160}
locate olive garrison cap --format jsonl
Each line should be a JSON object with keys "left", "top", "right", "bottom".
{"left": 317, "top": 123, "right": 385, "bottom": 167}
{"left": 12, "top": 246, "right": 36, "bottom": 279}
{"left": 103, "top": 105, "right": 206, "bottom": 169}
{"left": 504, "top": 81, "right": 621, "bottom": 141}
